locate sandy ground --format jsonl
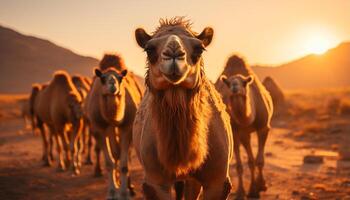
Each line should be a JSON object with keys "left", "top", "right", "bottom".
{"left": 0, "top": 93, "right": 350, "bottom": 200}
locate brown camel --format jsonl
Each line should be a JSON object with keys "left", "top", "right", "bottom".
{"left": 72, "top": 75, "right": 93, "bottom": 165}
{"left": 84, "top": 54, "right": 144, "bottom": 176}
{"left": 33, "top": 71, "right": 83, "bottom": 173}
{"left": 133, "top": 17, "right": 233, "bottom": 200}
{"left": 30, "top": 83, "right": 54, "bottom": 165}
{"left": 84, "top": 66, "right": 142, "bottom": 200}
{"left": 262, "top": 76, "right": 285, "bottom": 112}
{"left": 216, "top": 55, "right": 273, "bottom": 199}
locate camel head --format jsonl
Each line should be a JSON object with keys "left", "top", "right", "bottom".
{"left": 220, "top": 74, "right": 254, "bottom": 97}
{"left": 135, "top": 17, "right": 213, "bottom": 90}
{"left": 94, "top": 68, "right": 128, "bottom": 96}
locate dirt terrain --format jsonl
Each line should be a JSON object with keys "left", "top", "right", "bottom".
{"left": 0, "top": 91, "right": 350, "bottom": 200}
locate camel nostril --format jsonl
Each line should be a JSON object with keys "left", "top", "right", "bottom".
{"left": 231, "top": 86, "right": 239, "bottom": 93}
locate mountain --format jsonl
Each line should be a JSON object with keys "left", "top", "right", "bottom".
{"left": 253, "top": 42, "right": 350, "bottom": 89}
{"left": 0, "top": 25, "right": 99, "bottom": 93}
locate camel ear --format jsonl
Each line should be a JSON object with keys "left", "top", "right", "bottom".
{"left": 94, "top": 68, "right": 102, "bottom": 77}
{"left": 220, "top": 75, "right": 230, "bottom": 86}
{"left": 135, "top": 28, "right": 152, "bottom": 49}
{"left": 197, "top": 27, "right": 214, "bottom": 47}
{"left": 121, "top": 70, "right": 128, "bottom": 77}
{"left": 94, "top": 68, "right": 106, "bottom": 84}
{"left": 244, "top": 75, "right": 254, "bottom": 86}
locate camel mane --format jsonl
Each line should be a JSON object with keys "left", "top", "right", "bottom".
{"left": 99, "top": 54, "right": 126, "bottom": 71}
{"left": 150, "top": 70, "right": 211, "bottom": 175}
{"left": 153, "top": 16, "right": 196, "bottom": 36}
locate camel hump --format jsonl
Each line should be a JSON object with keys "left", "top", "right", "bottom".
{"left": 222, "top": 54, "right": 251, "bottom": 76}
{"left": 99, "top": 54, "right": 126, "bottom": 71}
{"left": 52, "top": 70, "right": 71, "bottom": 84}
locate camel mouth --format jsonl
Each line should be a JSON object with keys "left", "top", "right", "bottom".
{"left": 162, "top": 73, "right": 185, "bottom": 85}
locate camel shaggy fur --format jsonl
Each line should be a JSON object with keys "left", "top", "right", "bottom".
{"left": 33, "top": 71, "right": 83, "bottom": 173}
{"left": 216, "top": 55, "right": 273, "bottom": 199}
{"left": 133, "top": 17, "right": 233, "bottom": 200}
{"left": 84, "top": 66, "right": 142, "bottom": 200}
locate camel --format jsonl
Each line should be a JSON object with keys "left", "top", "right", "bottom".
{"left": 84, "top": 66, "right": 142, "bottom": 200}
{"left": 72, "top": 75, "right": 93, "bottom": 165}
{"left": 30, "top": 83, "right": 55, "bottom": 165}
{"left": 133, "top": 17, "right": 233, "bottom": 200}
{"left": 262, "top": 76, "right": 285, "bottom": 112}
{"left": 216, "top": 55, "right": 273, "bottom": 199}
{"left": 33, "top": 71, "right": 83, "bottom": 173}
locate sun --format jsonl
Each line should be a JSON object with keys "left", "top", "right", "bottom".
{"left": 304, "top": 32, "right": 334, "bottom": 55}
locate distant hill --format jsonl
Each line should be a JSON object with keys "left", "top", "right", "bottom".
{"left": 253, "top": 42, "right": 350, "bottom": 89}
{"left": 0, "top": 25, "right": 99, "bottom": 93}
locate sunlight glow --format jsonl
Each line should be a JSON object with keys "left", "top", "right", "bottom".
{"left": 304, "top": 32, "right": 334, "bottom": 55}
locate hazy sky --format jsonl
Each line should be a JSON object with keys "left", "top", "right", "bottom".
{"left": 1, "top": 0, "right": 349, "bottom": 79}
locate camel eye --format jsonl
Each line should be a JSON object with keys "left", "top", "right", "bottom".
{"left": 191, "top": 45, "right": 205, "bottom": 64}
{"left": 144, "top": 45, "right": 158, "bottom": 64}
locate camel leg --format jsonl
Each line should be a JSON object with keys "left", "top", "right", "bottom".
{"left": 81, "top": 122, "right": 87, "bottom": 154}
{"left": 94, "top": 133, "right": 103, "bottom": 177}
{"left": 233, "top": 131, "right": 245, "bottom": 200}
{"left": 175, "top": 181, "right": 185, "bottom": 200}
{"left": 49, "top": 132, "right": 54, "bottom": 162}
{"left": 98, "top": 131, "right": 118, "bottom": 200}
{"left": 37, "top": 119, "right": 50, "bottom": 166}
{"left": 52, "top": 130, "right": 66, "bottom": 171}
{"left": 184, "top": 179, "right": 201, "bottom": 200}
{"left": 256, "top": 127, "right": 269, "bottom": 192}
{"left": 117, "top": 127, "right": 134, "bottom": 199}
{"left": 30, "top": 116, "right": 36, "bottom": 134}
{"left": 70, "top": 120, "right": 82, "bottom": 175}
{"left": 62, "top": 130, "right": 72, "bottom": 169}
{"left": 142, "top": 181, "right": 171, "bottom": 200}
{"left": 240, "top": 133, "right": 259, "bottom": 198}
{"left": 202, "top": 178, "right": 232, "bottom": 200}
{"left": 84, "top": 125, "right": 93, "bottom": 165}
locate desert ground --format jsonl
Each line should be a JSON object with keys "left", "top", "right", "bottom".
{"left": 0, "top": 89, "right": 350, "bottom": 200}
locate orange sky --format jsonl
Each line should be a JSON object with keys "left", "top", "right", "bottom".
{"left": 0, "top": 0, "right": 349, "bottom": 80}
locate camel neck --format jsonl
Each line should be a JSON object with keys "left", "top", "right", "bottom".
{"left": 230, "top": 89, "right": 255, "bottom": 126}
{"left": 100, "top": 87, "right": 126, "bottom": 126}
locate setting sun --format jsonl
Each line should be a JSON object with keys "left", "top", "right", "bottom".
{"left": 304, "top": 31, "right": 335, "bottom": 55}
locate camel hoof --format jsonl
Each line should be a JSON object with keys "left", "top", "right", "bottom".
{"left": 257, "top": 178, "right": 267, "bottom": 192}
{"left": 247, "top": 184, "right": 260, "bottom": 198}
{"left": 247, "top": 192, "right": 260, "bottom": 199}
{"left": 74, "top": 168, "right": 81, "bottom": 176}
{"left": 234, "top": 189, "right": 246, "bottom": 200}
{"left": 106, "top": 188, "right": 119, "bottom": 200}
{"left": 42, "top": 159, "right": 52, "bottom": 167}
{"left": 94, "top": 168, "right": 103, "bottom": 177}
{"left": 56, "top": 167, "right": 66, "bottom": 172}
{"left": 129, "top": 187, "right": 136, "bottom": 197}
{"left": 258, "top": 184, "right": 267, "bottom": 192}
{"left": 84, "top": 158, "right": 93, "bottom": 165}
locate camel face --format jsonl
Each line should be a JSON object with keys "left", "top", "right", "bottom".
{"left": 221, "top": 74, "right": 254, "bottom": 96}
{"left": 135, "top": 23, "right": 213, "bottom": 89}
{"left": 94, "top": 68, "right": 127, "bottom": 96}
